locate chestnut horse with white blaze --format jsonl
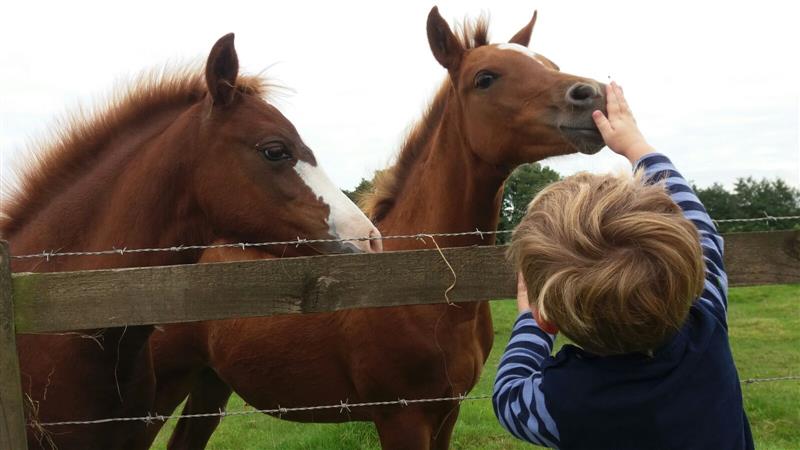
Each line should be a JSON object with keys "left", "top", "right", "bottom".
{"left": 1, "top": 34, "right": 379, "bottom": 450}
{"left": 148, "top": 7, "right": 606, "bottom": 449}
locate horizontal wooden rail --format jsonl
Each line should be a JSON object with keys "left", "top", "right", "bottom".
{"left": 724, "top": 230, "right": 800, "bottom": 285}
{"left": 13, "top": 246, "right": 514, "bottom": 333}
{"left": 10, "top": 230, "right": 800, "bottom": 334}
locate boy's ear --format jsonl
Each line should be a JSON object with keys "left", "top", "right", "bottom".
{"left": 533, "top": 308, "right": 559, "bottom": 335}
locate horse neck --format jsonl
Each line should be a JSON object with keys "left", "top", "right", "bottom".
{"left": 9, "top": 103, "right": 208, "bottom": 272}
{"left": 378, "top": 98, "right": 509, "bottom": 251}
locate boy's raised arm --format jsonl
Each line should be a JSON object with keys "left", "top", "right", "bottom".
{"left": 635, "top": 154, "right": 729, "bottom": 325}
{"left": 593, "top": 82, "right": 728, "bottom": 325}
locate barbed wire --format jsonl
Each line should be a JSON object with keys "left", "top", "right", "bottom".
{"left": 8, "top": 214, "right": 800, "bottom": 261}
{"left": 29, "top": 374, "right": 800, "bottom": 427}
{"left": 32, "top": 393, "right": 492, "bottom": 427}
{"left": 10, "top": 229, "right": 511, "bottom": 261}
{"left": 712, "top": 213, "right": 800, "bottom": 225}
{"left": 10, "top": 212, "right": 799, "bottom": 430}
{"left": 740, "top": 375, "right": 800, "bottom": 385}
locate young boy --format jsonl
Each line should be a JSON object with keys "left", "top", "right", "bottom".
{"left": 492, "top": 82, "right": 753, "bottom": 450}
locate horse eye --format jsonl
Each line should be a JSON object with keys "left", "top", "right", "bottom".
{"left": 474, "top": 71, "right": 498, "bottom": 89}
{"left": 259, "top": 142, "right": 291, "bottom": 162}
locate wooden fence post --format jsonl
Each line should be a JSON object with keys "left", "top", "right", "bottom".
{"left": 0, "top": 241, "right": 28, "bottom": 449}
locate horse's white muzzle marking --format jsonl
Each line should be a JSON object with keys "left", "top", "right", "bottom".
{"left": 294, "top": 160, "right": 382, "bottom": 253}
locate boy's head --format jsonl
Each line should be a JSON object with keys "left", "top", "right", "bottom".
{"left": 508, "top": 171, "right": 705, "bottom": 356}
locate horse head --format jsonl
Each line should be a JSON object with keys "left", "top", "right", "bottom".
{"left": 191, "top": 34, "right": 382, "bottom": 255}
{"left": 426, "top": 7, "right": 606, "bottom": 167}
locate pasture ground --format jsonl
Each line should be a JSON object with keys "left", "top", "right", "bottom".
{"left": 152, "top": 284, "right": 799, "bottom": 449}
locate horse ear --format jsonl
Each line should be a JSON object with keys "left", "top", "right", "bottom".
{"left": 426, "top": 6, "right": 464, "bottom": 73}
{"left": 509, "top": 11, "right": 538, "bottom": 46}
{"left": 205, "top": 33, "right": 239, "bottom": 107}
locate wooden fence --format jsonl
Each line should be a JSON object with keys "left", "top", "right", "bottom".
{"left": 1, "top": 230, "right": 799, "bottom": 448}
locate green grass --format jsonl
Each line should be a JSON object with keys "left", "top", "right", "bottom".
{"left": 152, "top": 284, "right": 799, "bottom": 449}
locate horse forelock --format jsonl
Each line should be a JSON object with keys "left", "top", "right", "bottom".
{"left": 456, "top": 14, "right": 490, "bottom": 50}
{"left": 360, "top": 15, "right": 490, "bottom": 223}
{"left": 0, "top": 63, "right": 271, "bottom": 237}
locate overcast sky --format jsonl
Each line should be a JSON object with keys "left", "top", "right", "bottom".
{"left": 1, "top": 0, "right": 798, "bottom": 201}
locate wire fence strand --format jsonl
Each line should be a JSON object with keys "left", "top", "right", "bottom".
{"left": 8, "top": 212, "right": 799, "bottom": 429}
{"left": 9, "top": 214, "right": 800, "bottom": 261}
{"left": 32, "top": 394, "right": 492, "bottom": 427}
{"left": 10, "top": 230, "right": 511, "bottom": 260}
{"left": 712, "top": 214, "right": 800, "bottom": 225}
{"left": 740, "top": 375, "right": 800, "bottom": 385}
{"left": 29, "top": 375, "right": 800, "bottom": 427}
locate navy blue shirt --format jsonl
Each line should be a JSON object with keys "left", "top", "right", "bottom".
{"left": 492, "top": 154, "right": 753, "bottom": 449}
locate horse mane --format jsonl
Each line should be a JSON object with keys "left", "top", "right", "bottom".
{"left": 0, "top": 63, "right": 269, "bottom": 237}
{"left": 360, "top": 16, "right": 490, "bottom": 222}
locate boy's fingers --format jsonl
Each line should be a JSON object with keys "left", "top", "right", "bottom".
{"left": 592, "top": 110, "right": 612, "bottom": 136}
{"left": 606, "top": 83, "right": 620, "bottom": 116}
{"left": 615, "top": 84, "right": 631, "bottom": 113}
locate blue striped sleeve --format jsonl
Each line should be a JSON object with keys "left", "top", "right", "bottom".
{"left": 634, "top": 153, "right": 729, "bottom": 326}
{"left": 492, "top": 311, "right": 561, "bottom": 448}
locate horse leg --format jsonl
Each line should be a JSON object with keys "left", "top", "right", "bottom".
{"left": 373, "top": 403, "right": 460, "bottom": 450}
{"left": 430, "top": 404, "right": 461, "bottom": 450}
{"left": 373, "top": 403, "right": 462, "bottom": 450}
{"left": 374, "top": 408, "right": 434, "bottom": 450}
{"left": 144, "top": 322, "right": 209, "bottom": 447}
{"left": 167, "top": 368, "right": 232, "bottom": 450}
{"left": 106, "top": 325, "right": 158, "bottom": 450}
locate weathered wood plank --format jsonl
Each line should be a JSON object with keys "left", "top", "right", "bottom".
{"left": 0, "top": 242, "right": 28, "bottom": 449}
{"left": 13, "top": 246, "right": 515, "bottom": 333}
{"left": 9, "top": 230, "right": 800, "bottom": 334}
{"left": 724, "top": 230, "right": 800, "bottom": 286}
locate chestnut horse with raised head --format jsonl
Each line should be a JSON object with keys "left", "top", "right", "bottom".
{"left": 2, "top": 33, "right": 379, "bottom": 449}
{"left": 149, "top": 7, "right": 606, "bottom": 449}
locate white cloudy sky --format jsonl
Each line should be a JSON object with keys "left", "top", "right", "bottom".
{"left": 1, "top": 0, "right": 798, "bottom": 199}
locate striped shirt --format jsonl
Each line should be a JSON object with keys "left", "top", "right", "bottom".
{"left": 492, "top": 153, "right": 753, "bottom": 450}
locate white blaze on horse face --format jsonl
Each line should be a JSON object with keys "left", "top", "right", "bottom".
{"left": 496, "top": 43, "right": 545, "bottom": 66}
{"left": 293, "top": 160, "right": 380, "bottom": 252}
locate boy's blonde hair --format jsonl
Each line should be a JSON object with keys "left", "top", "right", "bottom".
{"left": 508, "top": 171, "right": 705, "bottom": 356}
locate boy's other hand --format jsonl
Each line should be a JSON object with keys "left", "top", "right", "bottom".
{"left": 517, "top": 272, "right": 559, "bottom": 334}
{"left": 592, "top": 82, "right": 655, "bottom": 164}
{"left": 517, "top": 272, "right": 531, "bottom": 314}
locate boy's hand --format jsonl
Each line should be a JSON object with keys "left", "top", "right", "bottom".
{"left": 592, "top": 82, "right": 655, "bottom": 164}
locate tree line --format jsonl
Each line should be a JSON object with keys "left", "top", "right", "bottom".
{"left": 345, "top": 165, "right": 800, "bottom": 242}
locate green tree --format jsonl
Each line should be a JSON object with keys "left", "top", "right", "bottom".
{"left": 696, "top": 178, "right": 800, "bottom": 232}
{"left": 695, "top": 182, "right": 741, "bottom": 224}
{"left": 343, "top": 178, "right": 374, "bottom": 205}
{"left": 725, "top": 177, "right": 800, "bottom": 232}
{"left": 497, "top": 163, "right": 561, "bottom": 243}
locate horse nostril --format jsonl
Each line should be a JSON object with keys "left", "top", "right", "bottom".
{"left": 369, "top": 229, "right": 383, "bottom": 253}
{"left": 566, "top": 83, "right": 599, "bottom": 105}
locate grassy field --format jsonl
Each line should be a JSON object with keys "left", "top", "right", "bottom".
{"left": 152, "top": 284, "right": 799, "bottom": 449}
